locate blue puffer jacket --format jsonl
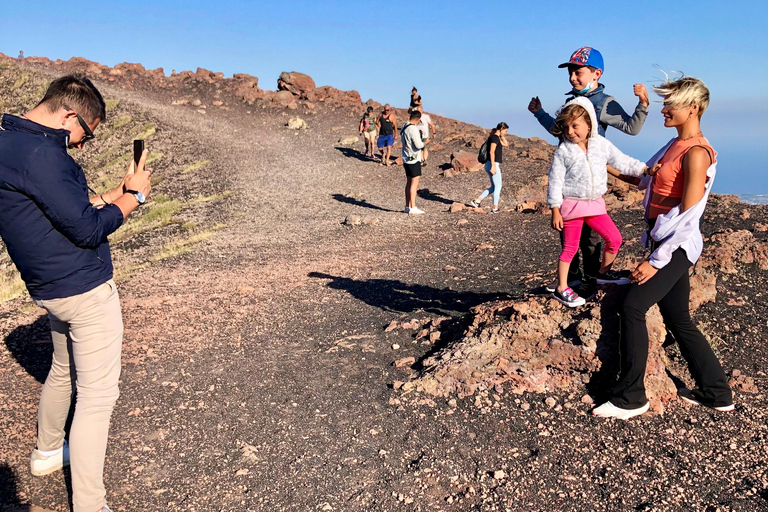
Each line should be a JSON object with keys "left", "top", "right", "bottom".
{"left": 0, "top": 114, "right": 124, "bottom": 300}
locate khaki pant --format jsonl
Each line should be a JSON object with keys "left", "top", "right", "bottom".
{"left": 35, "top": 280, "right": 123, "bottom": 512}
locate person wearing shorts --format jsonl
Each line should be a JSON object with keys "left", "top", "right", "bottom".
{"left": 358, "top": 106, "right": 378, "bottom": 159}
{"left": 400, "top": 110, "right": 429, "bottom": 214}
{"left": 376, "top": 104, "right": 397, "bottom": 166}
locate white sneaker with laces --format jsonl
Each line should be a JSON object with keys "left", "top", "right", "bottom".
{"left": 469, "top": 199, "right": 481, "bottom": 208}
{"left": 592, "top": 401, "right": 649, "bottom": 420}
{"left": 552, "top": 287, "right": 585, "bottom": 307}
{"left": 30, "top": 440, "right": 70, "bottom": 476}
{"left": 408, "top": 206, "right": 425, "bottom": 215}
{"left": 678, "top": 388, "right": 735, "bottom": 412}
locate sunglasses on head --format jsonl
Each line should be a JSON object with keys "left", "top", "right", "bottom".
{"left": 63, "top": 106, "right": 95, "bottom": 144}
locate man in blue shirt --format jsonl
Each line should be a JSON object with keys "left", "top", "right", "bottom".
{"left": 0, "top": 74, "right": 152, "bottom": 512}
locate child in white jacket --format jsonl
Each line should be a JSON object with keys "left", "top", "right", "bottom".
{"left": 547, "top": 97, "right": 650, "bottom": 307}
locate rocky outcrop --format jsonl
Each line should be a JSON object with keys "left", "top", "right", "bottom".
{"left": 401, "top": 289, "right": 675, "bottom": 413}
{"left": 449, "top": 150, "right": 483, "bottom": 174}
{"left": 703, "top": 229, "right": 768, "bottom": 273}
{"left": 277, "top": 71, "right": 316, "bottom": 96}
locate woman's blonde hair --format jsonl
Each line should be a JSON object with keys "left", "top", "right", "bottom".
{"left": 653, "top": 76, "right": 710, "bottom": 118}
{"left": 551, "top": 103, "right": 591, "bottom": 143}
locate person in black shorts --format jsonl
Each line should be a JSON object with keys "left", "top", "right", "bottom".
{"left": 400, "top": 110, "right": 429, "bottom": 214}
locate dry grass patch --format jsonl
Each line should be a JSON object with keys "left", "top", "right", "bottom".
{"left": 132, "top": 123, "right": 156, "bottom": 140}
{"left": 110, "top": 194, "right": 182, "bottom": 242}
{"left": 105, "top": 99, "right": 120, "bottom": 111}
{"left": 190, "top": 191, "right": 233, "bottom": 204}
{"left": 10, "top": 73, "right": 29, "bottom": 92}
{"left": 113, "top": 262, "right": 151, "bottom": 283}
{"left": 183, "top": 160, "right": 210, "bottom": 173}
{"left": 0, "top": 268, "right": 26, "bottom": 302}
{"left": 151, "top": 225, "right": 225, "bottom": 262}
{"left": 112, "top": 115, "right": 132, "bottom": 129}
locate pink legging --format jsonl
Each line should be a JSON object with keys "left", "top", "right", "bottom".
{"left": 559, "top": 214, "right": 622, "bottom": 263}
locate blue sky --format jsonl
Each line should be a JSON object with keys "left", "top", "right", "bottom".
{"left": 3, "top": 0, "right": 766, "bottom": 194}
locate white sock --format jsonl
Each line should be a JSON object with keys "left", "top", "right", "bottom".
{"left": 37, "top": 446, "right": 63, "bottom": 457}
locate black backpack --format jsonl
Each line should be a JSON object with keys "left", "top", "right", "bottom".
{"left": 477, "top": 140, "right": 490, "bottom": 163}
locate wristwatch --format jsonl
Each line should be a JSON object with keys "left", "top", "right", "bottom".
{"left": 126, "top": 190, "right": 146, "bottom": 204}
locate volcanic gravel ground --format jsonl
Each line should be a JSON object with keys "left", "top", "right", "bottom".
{"left": 1, "top": 63, "right": 767, "bottom": 511}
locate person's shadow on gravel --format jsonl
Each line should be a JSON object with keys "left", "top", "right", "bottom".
{"left": 417, "top": 188, "right": 453, "bottom": 205}
{"left": 331, "top": 194, "right": 395, "bottom": 212}
{"left": 5, "top": 314, "right": 53, "bottom": 384}
{"left": 308, "top": 272, "right": 509, "bottom": 315}
{"left": 0, "top": 463, "right": 21, "bottom": 509}
{"left": 335, "top": 146, "right": 373, "bottom": 162}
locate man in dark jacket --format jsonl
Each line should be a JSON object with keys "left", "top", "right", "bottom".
{"left": 0, "top": 74, "right": 152, "bottom": 512}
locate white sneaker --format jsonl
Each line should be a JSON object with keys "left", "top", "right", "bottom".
{"left": 403, "top": 207, "right": 411, "bottom": 214}
{"left": 678, "top": 388, "right": 735, "bottom": 412}
{"left": 408, "top": 207, "right": 425, "bottom": 215}
{"left": 592, "top": 401, "right": 649, "bottom": 420}
{"left": 30, "top": 440, "right": 70, "bottom": 476}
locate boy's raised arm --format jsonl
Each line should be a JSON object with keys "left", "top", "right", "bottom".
{"left": 528, "top": 96, "right": 557, "bottom": 136}
{"left": 601, "top": 96, "right": 649, "bottom": 136}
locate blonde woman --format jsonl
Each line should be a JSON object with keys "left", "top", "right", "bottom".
{"left": 593, "top": 76, "right": 734, "bottom": 419}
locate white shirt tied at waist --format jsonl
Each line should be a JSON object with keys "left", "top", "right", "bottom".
{"left": 640, "top": 138, "right": 718, "bottom": 269}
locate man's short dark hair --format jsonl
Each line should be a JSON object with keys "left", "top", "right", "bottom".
{"left": 38, "top": 74, "right": 106, "bottom": 123}
{"left": 409, "top": 110, "right": 422, "bottom": 121}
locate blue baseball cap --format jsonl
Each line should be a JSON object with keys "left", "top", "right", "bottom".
{"left": 558, "top": 47, "right": 604, "bottom": 72}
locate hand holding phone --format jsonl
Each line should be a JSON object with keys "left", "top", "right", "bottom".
{"left": 133, "top": 140, "right": 145, "bottom": 171}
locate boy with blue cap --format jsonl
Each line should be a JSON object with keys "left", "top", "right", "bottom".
{"left": 529, "top": 47, "right": 650, "bottom": 298}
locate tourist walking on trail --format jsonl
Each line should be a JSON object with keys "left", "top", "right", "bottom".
{"left": 415, "top": 106, "right": 436, "bottom": 166}
{"left": 0, "top": 74, "right": 153, "bottom": 512}
{"left": 376, "top": 104, "right": 397, "bottom": 166}
{"left": 469, "top": 122, "right": 509, "bottom": 214}
{"left": 546, "top": 98, "right": 648, "bottom": 308}
{"left": 401, "top": 110, "right": 429, "bottom": 214}
{"left": 359, "top": 106, "right": 378, "bottom": 159}
{"left": 529, "top": 46, "right": 650, "bottom": 301}
{"left": 409, "top": 86, "right": 422, "bottom": 112}
{"left": 592, "top": 76, "right": 734, "bottom": 420}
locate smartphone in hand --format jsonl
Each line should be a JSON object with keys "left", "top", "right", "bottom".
{"left": 133, "top": 140, "right": 145, "bottom": 169}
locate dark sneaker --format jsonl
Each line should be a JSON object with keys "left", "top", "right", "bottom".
{"left": 678, "top": 388, "right": 734, "bottom": 412}
{"left": 596, "top": 270, "right": 631, "bottom": 285}
{"left": 573, "top": 282, "right": 597, "bottom": 301}
{"left": 552, "top": 287, "right": 586, "bottom": 307}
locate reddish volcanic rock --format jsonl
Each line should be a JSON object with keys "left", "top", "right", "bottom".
{"left": 403, "top": 287, "right": 690, "bottom": 414}
{"left": 305, "top": 86, "right": 362, "bottom": 106}
{"left": 277, "top": 71, "right": 316, "bottom": 96}
{"left": 450, "top": 150, "right": 483, "bottom": 174}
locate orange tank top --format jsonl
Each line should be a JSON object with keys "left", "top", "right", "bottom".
{"left": 649, "top": 136, "right": 715, "bottom": 217}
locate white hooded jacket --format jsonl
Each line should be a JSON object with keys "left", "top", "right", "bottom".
{"left": 547, "top": 97, "right": 646, "bottom": 208}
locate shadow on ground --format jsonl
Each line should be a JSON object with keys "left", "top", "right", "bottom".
{"left": 334, "top": 146, "right": 375, "bottom": 162}
{"left": 5, "top": 315, "right": 52, "bottom": 384}
{"left": 418, "top": 188, "right": 454, "bottom": 205}
{"left": 308, "top": 272, "right": 510, "bottom": 315}
{"left": 331, "top": 194, "right": 395, "bottom": 212}
{"left": 0, "top": 463, "right": 21, "bottom": 508}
